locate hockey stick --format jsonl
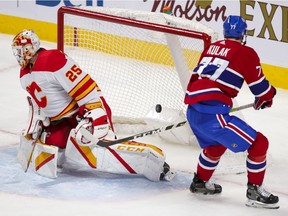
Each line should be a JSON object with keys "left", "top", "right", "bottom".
{"left": 81, "top": 102, "right": 254, "bottom": 148}
{"left": 80, "top": 120, "right": 187, "bottom": 148}
{"left": 230, "top": 102, "right": 254, "bottom": 112}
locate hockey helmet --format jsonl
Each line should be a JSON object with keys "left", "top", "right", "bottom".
{"left": 11, "top": 30, "right": 40, "bottom": 69}
{"left": 223, "top": 15, "right": 247, "bottom": 39}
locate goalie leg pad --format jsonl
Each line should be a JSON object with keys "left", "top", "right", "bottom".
{"left": 32, "top": 142, "right": 59, "bottom": 178}
{"left": 65, "top": 129, "right": 98, "bottom": 168}
{"left": 18, "top": 134, "right": 35, "bottom": 171}
{"left": 97, "top": 141, "right": 166, "bottom": 181}
{"left": 19, "top": 130, "right": 59, "bottom": 178}
{"left": 65, "top": 130, "right": 166, "bottom": 181}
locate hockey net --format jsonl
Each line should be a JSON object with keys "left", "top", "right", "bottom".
{"left": 57, "top": 6, "right": 246, "bottom": 175}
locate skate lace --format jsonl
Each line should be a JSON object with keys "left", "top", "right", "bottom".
{"left": 258, "top": 185, "right": 272, "bottom": 198}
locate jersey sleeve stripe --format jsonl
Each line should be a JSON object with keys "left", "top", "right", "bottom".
{"left": 248, "top": 77, "right": 271, "bottom": 97}
{"left": 74, "top": 80, "right": 96, "bottom": 101}
{"left": 68, "top": 74, "right": 97, "bottom": 101}
{"left": 68, "top": 75, "right": 91, "bottom": 96}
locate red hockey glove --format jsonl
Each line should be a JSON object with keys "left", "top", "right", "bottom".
{"left": 253, "top": 87, "right": 277, "bottom": 110}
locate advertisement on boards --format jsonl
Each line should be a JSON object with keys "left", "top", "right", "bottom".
{"left": 0, "top": 1, "right": 287, "bottom": 71}
{"left": 104, "top": 0, "right": 288, "bottom": 69}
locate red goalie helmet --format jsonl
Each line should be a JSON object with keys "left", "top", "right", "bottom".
{"left": 11, "top": 29, "right": 40, "bottom": 69}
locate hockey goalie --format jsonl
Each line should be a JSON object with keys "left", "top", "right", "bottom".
{"left": 12, "top": 29, "right": 174, "bottom": 181}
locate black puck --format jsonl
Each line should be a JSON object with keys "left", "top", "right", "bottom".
{"left": 155, "top": 104, "right": 162, "bottom": 113}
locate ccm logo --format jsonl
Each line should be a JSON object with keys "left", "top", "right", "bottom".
{"left": 116, "top": 145, "right": 145, "bottom": 153}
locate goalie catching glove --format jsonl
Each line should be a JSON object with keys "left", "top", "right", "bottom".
{"left": 75, "top": 105, "right": 109, "bottom": 146}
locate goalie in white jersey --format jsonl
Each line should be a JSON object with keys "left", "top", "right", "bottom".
{"left": 12, "top": 29, "right": 173, "bottom": 181}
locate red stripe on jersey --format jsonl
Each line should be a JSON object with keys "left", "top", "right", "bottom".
{"left": 69, "top": 75, "right": 96, "bottom": 101}
{"left": 106, "top": 146, "right": 137, "bottom": 174}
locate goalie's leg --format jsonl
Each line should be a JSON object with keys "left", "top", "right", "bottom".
{"left": 105, "top": 141, "right": 174, "bottom": 181}
{"left": 18, "top": 134, "right": 60, "bottom": 178}
{"left": 65, "top": 134, "right": 174, "bottom": 181}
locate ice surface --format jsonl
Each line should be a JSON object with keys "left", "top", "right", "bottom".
{"left": 1, "top": 33, "right": 288, "bottom": 216}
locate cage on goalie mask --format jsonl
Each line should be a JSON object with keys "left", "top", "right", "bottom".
{"left": 223, "top": 15, "right": 247, "bottom": 40}
{"left": 11, "top": 29, "right": 40, "bottom": 69}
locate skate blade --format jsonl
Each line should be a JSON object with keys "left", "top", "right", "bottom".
{"left": 245, "top": 199, "right": 280, "bottom": 209}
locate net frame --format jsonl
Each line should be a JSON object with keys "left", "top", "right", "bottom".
{"left": 57, "top": 6, "right": 212, "bottom": 51}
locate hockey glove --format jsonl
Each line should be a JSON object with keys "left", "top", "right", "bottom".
{"left": 75, "top": 107, "right": 109, "bottom": 145}
{"left": 253, "top": 87, "right": 277, "bottom": 110}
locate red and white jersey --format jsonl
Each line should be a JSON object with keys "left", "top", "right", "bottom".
{"left": 184, "top": 40, "right": 274, "bottom": 106}
{"left": 20, "top": 48, "right": 104, "bottom": 121}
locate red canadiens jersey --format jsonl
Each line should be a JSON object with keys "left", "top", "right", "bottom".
{"left": 20, "top": 48, "right": 104, "bottom": 121}
{"left": 184, "top": 40, "right": 274, "bottom": 106}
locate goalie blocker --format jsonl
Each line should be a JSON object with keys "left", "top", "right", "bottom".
{"left": 18, "top": 97, "right": 175, "bottom": 181}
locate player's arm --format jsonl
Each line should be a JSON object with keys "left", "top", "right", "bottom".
{"left": 242, "top": 49, "right": 276, "bottom": 110}
{"left": 53, "top": 53, "right": 113, "bottom": 143}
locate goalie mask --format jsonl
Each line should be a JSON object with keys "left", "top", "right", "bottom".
{"left": 11, "top": 29, "right": 40, "bottom": 69}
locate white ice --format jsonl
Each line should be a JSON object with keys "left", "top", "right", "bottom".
{"left": 0, "top": 33, "right": 287, "bottom": 216}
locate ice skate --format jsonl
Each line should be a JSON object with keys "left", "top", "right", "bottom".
{"left": 160, "top": 162, "right": 176, "bottom": 181}
{"left": 189, "top": 173, "right": 222, "bottom": 195}
{"left": 246, "top": 183, "right": 279, "bottom": 209}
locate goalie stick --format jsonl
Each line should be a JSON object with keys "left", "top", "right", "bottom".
{"left": 80, "top": 102, "right": 254, "bottom": 148}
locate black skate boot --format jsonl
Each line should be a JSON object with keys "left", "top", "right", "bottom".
{"left": 246, "top": 183, "right": 279, "bottom": 209}
{"left": 189, "top": 173, "right": 222, "bottom": 195}
{"left": 160, "top": 162, "right": 176, "bottom": 181}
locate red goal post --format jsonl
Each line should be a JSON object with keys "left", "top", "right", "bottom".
{"left": 57, "top": 6, "right": 213, "bottom": 51}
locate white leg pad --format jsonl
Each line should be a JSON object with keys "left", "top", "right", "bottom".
{"left": 32, "top": 143, "right": 59, "bottom": 178}
{"left": 65, "top": 129, "right": 98, "bottom": 168}
{"left": 65, "top": 130, "right": 166, "bottom": 181}
{"left": 96, "top": 142, "right": 166, "bottom": 181}
{"left": 18, "top": 134, "right": 34, "bottom": 171}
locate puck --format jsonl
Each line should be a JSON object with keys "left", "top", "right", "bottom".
{"left": 155, "top": 104, "right": 162, "bottom": 113}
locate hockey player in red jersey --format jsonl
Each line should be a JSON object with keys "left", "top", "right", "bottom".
{"left": 12, "top": 29, "right": 173, "bottom": 181}
{"left": 184, "top": 16, "right": 279, "bottom": 209}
